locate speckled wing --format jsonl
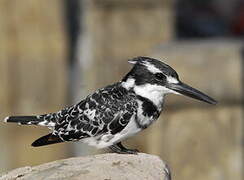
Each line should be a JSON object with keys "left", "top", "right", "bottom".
{"left": 51, "top": 83, "right": 138, "bottom": 142}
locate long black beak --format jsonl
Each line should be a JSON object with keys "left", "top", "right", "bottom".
{"left": 168, "top": 82, "right": 217, "bottom": 105}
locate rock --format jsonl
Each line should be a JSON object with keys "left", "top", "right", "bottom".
{"left": 0, "top": 153, "right": 171, "bottom": 180}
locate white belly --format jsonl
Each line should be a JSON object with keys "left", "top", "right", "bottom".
{"left": 81, "top": 115, "right": 141, "bottom": 149}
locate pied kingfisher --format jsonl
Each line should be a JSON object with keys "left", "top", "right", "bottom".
{"left": 4, "top": 57, "right": 217, "bottom": 154}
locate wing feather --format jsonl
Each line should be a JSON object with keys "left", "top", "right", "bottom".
{"left": 52, "top": 83, "right": 137, "bottom": 141}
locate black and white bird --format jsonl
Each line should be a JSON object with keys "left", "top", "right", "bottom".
{"left": 4, "top": 57, "right": 217, "bottom": 154}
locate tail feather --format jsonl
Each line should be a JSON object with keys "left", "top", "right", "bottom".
{"left": 4, "top": 115, "right": 55, "bottom": 127}
{"left": 32, "top": 133, "right": 63, "bottom": 147}
{"left": 4, "top": 116, "right": 41, "bottom": 125}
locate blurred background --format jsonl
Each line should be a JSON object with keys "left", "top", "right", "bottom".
{"left": 0, "top": 0, "right": 243, "bottom": 180}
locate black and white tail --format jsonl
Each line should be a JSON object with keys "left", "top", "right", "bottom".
{"left": 4, "top": 115, "right": 56, "bottom": 127}
{"left": 3, "top": 115, "right": 63, "bottom": 147}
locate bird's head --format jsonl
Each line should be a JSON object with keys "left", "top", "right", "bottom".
{"left": 122, "top": 56, "right": 217, "bottom": 106}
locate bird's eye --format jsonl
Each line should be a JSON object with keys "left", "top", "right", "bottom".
{"left": 155, "top": 73, "right": 165, "bottom": 80}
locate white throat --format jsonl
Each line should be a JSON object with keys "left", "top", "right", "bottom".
{"left": 122, "top": 78, "right": 176, "bottom": 110}
{"left": 133, "top": 84, "right": 174, "bottom": 109}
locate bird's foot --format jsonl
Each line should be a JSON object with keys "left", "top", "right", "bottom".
{"left": 109, "top": 142, "right": 139, "bottom": 154}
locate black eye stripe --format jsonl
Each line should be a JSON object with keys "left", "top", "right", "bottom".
{"left": 155, "top": 73, "right": 166, "bottom": 80}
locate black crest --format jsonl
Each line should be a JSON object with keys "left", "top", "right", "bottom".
{"left": 123, "top": 56, "right": 179, "bottom": 86}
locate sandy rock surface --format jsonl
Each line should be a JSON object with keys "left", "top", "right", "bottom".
{"left": 0, "top": 153, "right": 170, "bottom": 180}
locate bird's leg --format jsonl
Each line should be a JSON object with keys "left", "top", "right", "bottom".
{"left": 109, "top": 142, "right": 139, "bottom": 154}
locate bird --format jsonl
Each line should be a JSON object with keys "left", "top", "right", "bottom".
{"left": 3, "top": 56, "right": 217, "bottom": 154}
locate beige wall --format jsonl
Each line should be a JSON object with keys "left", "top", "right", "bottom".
{"left": 0, "top": 0, "right": 69, "bottom": 172}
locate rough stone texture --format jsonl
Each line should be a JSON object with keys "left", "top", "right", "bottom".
{"left": 151, "top": 39, "right": 243, "bottom": 106}
{"left": 0, "top": 153, "right": 170, "bottom": 180}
